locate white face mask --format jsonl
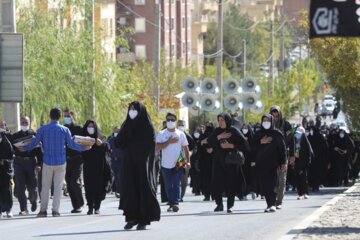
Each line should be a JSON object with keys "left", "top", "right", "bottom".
{"left": 178, "top": 126, "right": 185, "bottom": 132}
{"left": 310, "top": 130, "right": 314, "bottom": 136}
{"left": 242, "top": 128, "right": 249, "bottom": 135}
{"left": 87, "top": 127, "right": 95, "bottom": 135}
{"left": 339, "top": 133, "right": 345, "bottom": 138}
{"left": 128, "top": 110, "right": 138, "bottom": 119}
{"left": 194, "top": 132, "right": 200, "bottom": 139}
{"left": 295, "top": 133, "right": 302, "bottom": 139}
{"left": 305, "top": 131, "right": 309, "bottom": 136}
{"left": 64, "top": 117, "right": 72, "bottom": 125}
{"left": 167, "top": 121, "right": 176, "bottom": 129}
{"left": 113, "top": 132, "right": 118, "bottom": 137}
{"left": 262, "top": 122, "right": 271, "bottom": 130}
{"left": 21, "top": 125, "right": 30, "bottom": 132}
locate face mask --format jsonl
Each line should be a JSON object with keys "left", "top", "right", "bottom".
{"left": 178, "top": 126, "right": 185, "bottom": 132}
{"left": 87, "top": 127, "right": 95, "bottom": 135}
{"left": 129, "top": 110, "right": 138, "bottom": 119}
{"left": 64, "top": 117, "right": 72, "bottom": 125}
{"left": 167, "top": 121, "right": 176, "bottom": 129}
{"left": 339, "top": 133, "right": 345, "bottom": 138}
{"left": 113, "top": 132, "right": 118, "bottom": 137}
{"left": 305, "top": 131, "right": 309, "bottom": 136}
{"left": 310, "top": 130, "right": 314, "bottom": 136}
{"left": 194, "top": 132, "right": 200, "bottom": 139}
{"left": 262, "top": 122, "right": 271, "bottom": 130}
{"left": 242, "top": 128, "right": 249, "bottom": 135}
{"left": 21, "top": 125, "right": 30, "bottom": 132}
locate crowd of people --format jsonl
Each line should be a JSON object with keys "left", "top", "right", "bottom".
{"left": 0, "top": 102, "right": 359, "bottom": 231}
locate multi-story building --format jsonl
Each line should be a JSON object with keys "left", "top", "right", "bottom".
{"left": 116, "top": 0, "right": 192, "bottom": 66}
{"left": 235, "top": 0, "right": 282, "bottom": 22}
{"left": 283, "top": 0, "right": 310, "bottom": 28}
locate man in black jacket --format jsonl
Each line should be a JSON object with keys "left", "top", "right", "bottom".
{"left": 0, "top": 120, "right": 14, "bottom": 218}
{"left": 63, "top": 109, "right": 84, "bottom": 213}
{"left": 11, "top": 117, "right": 43, "bottom": 215}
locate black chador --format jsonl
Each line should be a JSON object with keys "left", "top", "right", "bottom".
{"left": 116, "top": 101, "right": 160, "bottom": 230}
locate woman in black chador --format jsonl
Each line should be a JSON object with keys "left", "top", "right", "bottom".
{"left": 82, "top": 120, "right": 111, "bottom": 215}
{"left": 251, "top": 114, "right": 287, "bottom": 213}
{"left": 207, "top": 113, "right": 250, "bottom": 213}
{"left": 116, "top": 101, "right": 160, "bottom": 230}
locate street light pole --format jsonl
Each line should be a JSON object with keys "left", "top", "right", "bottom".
{"left": 216, "top": 0, "right": 223, "bottom": 112}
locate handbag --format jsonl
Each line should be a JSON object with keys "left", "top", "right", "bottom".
{"left": 225, "top": 150, "right": 245, "bottom": 165}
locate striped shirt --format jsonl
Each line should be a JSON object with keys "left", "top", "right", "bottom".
{"left": 26, "top": 120, "right": 86, "bottom": 166}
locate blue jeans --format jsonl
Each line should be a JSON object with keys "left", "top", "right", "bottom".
{"left": 161, "top": 167, "right": 182, "bottom": 206}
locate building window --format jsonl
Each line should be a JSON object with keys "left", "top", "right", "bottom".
{"left": 165, "top": 18, "right": 170, "bottom": 31}
{"left": 170, "top": 18, "right": 175, "bottom": 30}
{"left": 109, "top": 18, "right": 113, "bottom": 37}
{"left": 135, "top": 0, "right": 145, "bottom": 5}
{"left": 170, "top": 44, "right": 175, "bottom": 56}
{"left": 135, "top": 45, "right": 146, "bottom": 59}
{"left": 135, "top": 18, "right": 146, "bottom": 32}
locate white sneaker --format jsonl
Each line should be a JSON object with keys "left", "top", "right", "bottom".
{"left": 264, "top": 208, "right": 270, "bottom": 213}
{"left": 269, "top": 206, "right": 276, "bottom": 212}
{"left": 19, "top": 211, "right": 29, "bottom": 216}
{"left": 297, "top": 196, "right": 304, "bottom": 200}
{"left": 276, "top": 205, "right": 282, "bottom": 210}
{"left": 6, "top": 211, "right": 13, "bottom": 218}
{"left": 304, "top": 194, "right": 309, "bottom": 199}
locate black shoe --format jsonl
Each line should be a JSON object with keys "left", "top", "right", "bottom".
{"left": 124, "top": 221, "right": 138, "bottom": 230}
{"left": 52, "top": 211, "right": 60, "bottom": 217}
{"left": 172, "top": 205, "right": 179, "bottom": 212}
{"left": 71, "top": 207, "right": 83, "bottom": 214}
{"left": 87, "top": 209, "right": 93, "bottom": 215}
{"left": 31, "top": 201, "right": 37, "bottom": 212}
{"left": 227, "top": 208, "right": 233, "bottom": 213}
{"left": 136, "top": 224, "right": 146, "bottom": 230}
{"left": 94, "top": 209, "right": 100, "bottom": 214}
{"left": 37, "top": 211, "right": 47, "bottom": 218}
{"left": 203, "top": 197, "right": 210, "bottom": 201}
{"left": 214, "top": 205, "right": 224, "bottom": 212}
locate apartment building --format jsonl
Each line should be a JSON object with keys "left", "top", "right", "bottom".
{"left": 235, "top": 0, "right": 282, "bottom": 22}
{"left": 116, "top": 0, "right": 192, "bottom": 66}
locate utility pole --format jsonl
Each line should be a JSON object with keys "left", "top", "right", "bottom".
{"left": 241, "top": 39, "right": 246, "bottom": 79}
{"left": 216, "top": 0, "right": 223, "bottom": 111}
{"left": 1, "top": 0, "right": 20, "bottom": 133}
{"left": 241, "top": 39, "right": 246, "bottom": 124}
{"left": 153, "top": 0, "right": 161, "bottom": 111}
{"left": 269, "top": 13, "right": 274, "bottom": 96}
{"left": 85, "top": 0, "right": 95, "bottom": 119}
{"left": 279, "top": 6, "right": 285, "bottom": 72}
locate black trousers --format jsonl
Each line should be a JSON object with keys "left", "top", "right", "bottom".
{"left": 265, "top": 192, "right": 277, "bottom": 208}
{"left": 296, "top": 170, "right": 308, "bottom": 196}
{"left": 65, "top": 156, "right": 84, "bottom": 210}
{"left": 215, "top": 193, "right": 235, "bottom": 209}
{"left": 14, "top": 157, "right": 38, "bottom": 212}
{"left": 0, "top": 168, "right": 13, "bottom": 212}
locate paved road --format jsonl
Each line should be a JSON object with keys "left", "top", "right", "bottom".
{"left": 0, "top": 187, "right": 347, "bottom": 240}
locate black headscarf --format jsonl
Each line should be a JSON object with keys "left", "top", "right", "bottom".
{"left": 217, "top": 112, "right": 233, "bottom": 130}
{"left": 117, "top": 101, "right": 155, "bottom": 148}
{"left": 82, "top": 119, "right": 104, "bottom": 140}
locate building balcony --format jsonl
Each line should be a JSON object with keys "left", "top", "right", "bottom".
{"left": 200, "top": 1, "right": 218, "bottom": 13}
{"left": 192, "top": 21, "right": 207, "bottom": 34}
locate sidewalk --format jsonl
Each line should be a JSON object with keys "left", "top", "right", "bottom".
{"left": 294, "top": 181, "right": 360, "bottom": 240}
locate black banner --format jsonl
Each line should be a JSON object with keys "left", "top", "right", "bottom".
{"left": 310, "top": 0, "right": 360, "bottom": 38}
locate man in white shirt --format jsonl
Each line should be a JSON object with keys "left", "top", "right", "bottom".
{"left": 156, "top": 113, "right": 190, "bottom": 212}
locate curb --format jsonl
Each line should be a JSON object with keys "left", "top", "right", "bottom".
{"left": 279, "top": 182, "right": 359, "bottom": 240}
